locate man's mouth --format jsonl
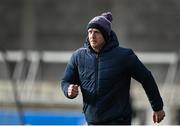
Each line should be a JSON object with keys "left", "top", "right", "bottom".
{"left": 90, "top": 39, "right": 96, "bottom": 43}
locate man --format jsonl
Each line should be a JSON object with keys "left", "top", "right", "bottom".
{"left": 61, "top": 12, "right": 165, "bottom": 125}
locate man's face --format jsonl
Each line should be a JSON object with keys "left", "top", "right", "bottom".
{"left": 88, "top": 28, "right": 105, "bottom": 52}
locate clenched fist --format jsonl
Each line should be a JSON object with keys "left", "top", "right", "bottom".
{"left": 68, "top": 84, "right": 79, "bottom": 98}
{"left": 153, "top": 109, "right": 165, "bottom": 123}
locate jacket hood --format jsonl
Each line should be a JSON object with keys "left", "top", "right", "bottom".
{"left": 83, "top": 30, "right": 119, "bottom": 53}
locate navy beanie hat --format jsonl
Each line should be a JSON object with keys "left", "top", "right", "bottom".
{"left": 87, "top": 12, "right": 113, "bottom": 41}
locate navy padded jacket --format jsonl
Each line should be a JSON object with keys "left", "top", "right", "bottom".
{"left": 61, "top": 31, "right": 163, "bottom": 123}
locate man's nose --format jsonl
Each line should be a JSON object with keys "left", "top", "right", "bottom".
{"left": 91, "top": 32, "right": 95, "bottom": 38}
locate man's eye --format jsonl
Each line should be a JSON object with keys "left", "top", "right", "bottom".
{"left": 88, "top": 31, "right": 92, "bottom": 34}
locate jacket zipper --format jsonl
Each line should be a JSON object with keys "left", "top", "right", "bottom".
{"left": 95, "top": 53, "right": 99, "bottom": 120}
{"left": 95, "top": 53, "right": 99, "bottom": 95}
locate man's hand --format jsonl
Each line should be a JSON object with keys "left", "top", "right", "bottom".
{"left": 153, "top": 109, "right": 165, "bottom": 123}
{"left": 68, "top": 84, "right": 79, "bottom": 98}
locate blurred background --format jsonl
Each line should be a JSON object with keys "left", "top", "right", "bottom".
{"left": 0, "top": 0, "right": 180, "bottom": 125}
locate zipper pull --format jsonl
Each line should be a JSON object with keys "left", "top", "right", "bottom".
{"left": 96, "top": 54, "right": 99, "bottom": 58}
